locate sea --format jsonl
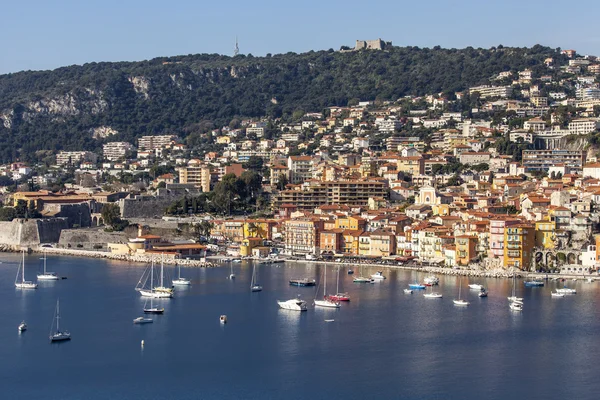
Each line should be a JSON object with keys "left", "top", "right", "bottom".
{"left": 1, "top": 253, "right": 599, "bottom": 399}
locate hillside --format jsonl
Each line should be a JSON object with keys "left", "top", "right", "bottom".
{"left": 0, "top": 44, "right": 566, "bottom": 162}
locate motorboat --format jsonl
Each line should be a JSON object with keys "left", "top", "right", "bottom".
{"left": 453, "top": 299, "right": 469, "bottom": 306}
{"left": 220, "top": 315, "right": 227, "bottom": 324}
{"left": 403, "top": 289, "right": 413, "bottom": 294}
{"left": 371, "top": 271, "right": 386, "bottom": 280}
{"left": 555, "top": 287, "right": 576, "bottom": 294}
{"left": 409, "top": 282, "right": 426, "bottom": 290}
{"left": 289, "top": 278, "right": 316, "bottom": 287}
{"left": 423, "top": 276, "right": 439, "bottom": 286}
{"left": 37, "top": 251, "right": 59, "bottom": 281}
{"left": 133, "top": 317, "right": 153, "bottom": 324}
{"left": 551, "top": 291, "right": 565, "bottom": 298}
{"left": 478, "top": 290, "right": 488, "bottom": 298}
{"left": 18, "top": 321, "right": 27, "bottom": 332}
{"left": 15, "top": 250, "right": 38, "bottom": 289}
{"left": 347, "top": 269, "right": 354, "bottom": 275}
{"left": 49, "top": 299, "right": 71, "bottom": 342}
{"left": 468, "top": 283, "right": 484, "bottom": 290}
{"left": 353, "top": 276, "right": 374, "bottom": 283}
{"left": 424, "top": 292, "right": 443, "bottom": 299}
{"left": 231, "top": 259, "right": 242, "bottom": 263}
{"left": 509, "top": 302, "right": 523, "bottom": 311}
{"left": 507, "top": 296, "right": 523, "bottom": 302}
{"left": 277, "top": 298, "right": 308, "bottom": 311}
{"left": 524, "top": 280, "right": 544, "bottom": 287}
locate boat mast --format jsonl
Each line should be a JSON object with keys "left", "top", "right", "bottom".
{"left": 56, "top": 300, "right": 60, "bottom": 332}
{"left": 43, "top": 250, "right": 47, "bottom": 274}
{"left": 22, "top": 250, "right": 25, "bottom": 283}
{"left": 151, "top": 260, "right": 154, "bottom": 293}
{"left": 323, "top": 266, "right": 327, "bottom": 297}
{"left": 336, "top": 266, "right": 340, "bottom": 294}
{"left": 160, "top": 254, "right": 164, "bottom": 288}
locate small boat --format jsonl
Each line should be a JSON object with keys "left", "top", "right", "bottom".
{"left": 278, "top": 298, "right": 308, "bottom": 311}
{"left": 371, "top": 271, "right": 386, "bottom": 280}
{"left": 524, "top": 280, "right": 544, "bottom": 287}
{"left": 424, "top": 292, "right": 443, "bottom": 299}
{"left": 353, "top": 276, "right": 374, "bottom": 283}
{"left": 15, "top": 250, "right": 38, "bottom": 289}
{"left": 172, "top": 263, "right": 191, "bottom": 286}
{"left": 18, "top": 321, "right": 27, "bottom": 332}
{"left": 509, "top": 302, "right": 523, "bottom": 311}
{"left": 143, "top": 297, "right": 164, "bottom": 314}
{"left": 289, "top": 278, "right": 316, "bottom": 287}
{"left": 250, "top": 264, "right": 262, "bottom": 292}
{"left": 324, "top": 319, "right": 335, "bottom": 322}
{"left": 403, "top": 288, "right": 413, "bottom": 294}
{"left": 551, "top": 291, "right": 565, "bottom": 298}
{"left": 409, "top": 282, "right": 426, "bottom": 290}
{"left": 329, "top": 293, "right": 350, "bottom": 301}
{"left": 37, "top": 251, "right": 59, "bottom": 281}
{"left": 137, "top": 261, "right": 174, "bottom": 298}
{"left": 220, "top": 315, "right": 227, "bottom": 324}
{"left": 507, "top": 296, "right": 523, "bottom": 302}
{"left": 347, "top": 269, "right": 354, "bottom": 275}
{"left": 231, "top": 259, "right": 242, "bottom": 263}
{"left": 423, "top": 276, "right": 439, "bottom": 286}
{"left": 478, "top": 290, "right": 488, "bottom": 298}
{"left": 555, "top": 287, "right": 576, "bottom": 294}
{"left": 587, "top": 278, "right": 594, "bottom": 283}
{"left": 229, "top": 263, "right": 235, "bottom": 280}
{"left": 468, "top": 283, "right": 484, "bottom": 290}
{"left": 133, "top": 317, "right": 153, "bottom": 324}
{"left": 315, "top": 267, "right": 341, "bottom": 308}
{"left": 49, "top": 299, "right": 71, "bottom": 342}
{"left": 454, "top": 279, "right": 469, "bottom": 306}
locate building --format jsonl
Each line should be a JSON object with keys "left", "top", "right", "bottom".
{"left": 503, "top": 224, "right": 535, "bottom": 270}
{"left": 354, "top": 38, "right": 390, "bottom": 50}
{"left": 568, "top": 118, "right": 600, "bottom": 136}
{"left": 369, "top": 229, "right": 396, "bottom": 257}
{"left": 287, "top": 156, "right": 313, "bottom": 184}
{"left": 576, "top": 87, "right": 600, "bottom": 100}
{"left": 138, "top": 135, "right": 177, "bottom": 151}
{"left": 56, "top": 151, "right": 97, "bottom": 166}
{"left": 274, "top": 180, "right": 387, "bottom": 210}
{"left": 468, "top": 85, "right": 512, "bottom": 99}
{"left": 283, "top": 218, "right": 324, "bottom": 255}
{"left": 455, "top": 235, "right": 478, "bottom": 266}
{"left": 522, "top": 150, "right": 585, "bottom": 172}
{"left": 103, "top": 142, "right": 135, "bottom": 161}
{"left": 523, "top": 118, "right": 547, "bottom": 132}
{"left": 458, "top": 152, "right": 491, "bottom": 165}
{"left": 178, "top": 159, "right": 211, "bottom": 192}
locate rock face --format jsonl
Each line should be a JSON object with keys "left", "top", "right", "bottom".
{"left": 128, "top": 76, "right": 150, "bottom": 99}
{"left": 91, "top": 126, "right": 118, "bottom": 139}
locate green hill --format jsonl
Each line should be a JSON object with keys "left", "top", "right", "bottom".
{"left": 0, "top": 44, "right": 566, "bottom": 162}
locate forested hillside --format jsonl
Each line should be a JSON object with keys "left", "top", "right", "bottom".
{"left": 0, "top": 44, "right": 565, "bottom": 162}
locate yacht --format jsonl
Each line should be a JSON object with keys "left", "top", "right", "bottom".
{"left": 15, "top": 250, "right": 38, "bottom": 289}
{"left": 478, "top": 290, "right": 488, "bottom": 298}
{"left": 403, "top": 288, "right": 413, "bottom": 294}
{"left": 250, "top": 263, "right": 262, "bottom": 292}
{"left": 277, "top": 298, "right": 308, "bottom": 311}
{"left": 327, "top": 266, "right": 349, "bottom": 301}
{"left": 555, "top": 287, "right": 576, "bottom": 294}
{"left": 153, "top": 255, "right": 174, "bottom": 294}
{"left": 229, "top": 263, "right": 235, "bottom": 280}
{"left": 137, "top": 261, "right": 173, "bottom": 298}
{"left": 143, "top": 297, "right": 164, "bottom": 314}
{"left": 468, "top": 283, "right": 484, "bottom": 290}
{"left": 220, "top": 315, "right": 227, "bottom": 324}
{"left": 37, "top": 251, "right": 59, "bottom": 281}
{"left": 551, "top": 291, "right": 565, "bottom": 298}
{"left": 507, "top": 274, "right": 522, "bottom": 302}
{"left": 424, "top": 276, "right": 439, "bottom": 286}
{"left": 49, "top": 299, "right": 71, "bottom": 342}
{"left": 453, "top": 279, "right": 469, "bottom": 306}
{"left": 409, "top": 282, "right": 426, "bottom": 290}
{"left": 524, "top": 280, "right": 544, "bottom": 287}
{"left": 509, "top": 302, "right": 523, "bottom": 311}
{"left": 353, "top": 276, "right": 374, "bottom": 283}
{"left": 289, "top": 278, "right": 316, "bottom": 287}
{"left": 371, "top": 271, "right": 386, "bottom": 280}
{"left": 172, "top": 263, "right": 191, "bottom": 286}
{"left": 133, "top": 317, "right": 153, "bottom": 324}
{"left": 314, "top": 267, "right": 340, "bottom": 309}
{"left": 424, "top": 285, "right": 443, "bottom": 298}
{"left": 18, "top": 321, "right": 27, "bottom": 332}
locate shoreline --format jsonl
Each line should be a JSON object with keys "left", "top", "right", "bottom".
{"left": 13, "top": 246, "right": 597, "bottom": 281}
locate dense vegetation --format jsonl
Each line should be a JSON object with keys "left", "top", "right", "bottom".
{"left": 0, "top": 45, "right": 566, "bottom": 162}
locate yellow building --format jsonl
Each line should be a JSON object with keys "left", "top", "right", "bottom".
{"left": 535, "top": 220, "right": 556, "bottom": 249}
{"left": 342, "top": 230, "right": 362, "bottom": 255}
{"left": 240, "top": 237, "right": 263, "bottom": 257}
{"left": 432, "top": 204, "right": 452, "bottom": 216}
{"left": 216, "top": 136, "right": 231, "bottom": 144}
{"left": 335, "top": 215, "right": 366, "bottom": 231}
{"left": 503, "top": 224, "right": 535, "bottom": 270}
{"left": 397, "top": 157, "right": 424, "bottom": 176}
{"left": 179, "top": 159, "right": 211, "bottom": 192}
{"left": 455, "top": 235, "right": 478, "bottom": 266}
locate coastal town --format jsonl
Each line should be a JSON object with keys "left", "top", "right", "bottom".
{"left": 2, "top": 47, "right": 600, "bottom": 276}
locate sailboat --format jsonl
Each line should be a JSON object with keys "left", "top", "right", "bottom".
{"left": 250, "top": 263, "right": 262, "bottom": 292}
{"left": 328, "top": 266, "right": 350, "bottom": 301}
{"left": 229, "top": 263, "right": 235, "bottom": 280}
{"left": 314, "top": 266, "right": 340, "bottom": 308}
{"left": 137, "top": 261, "right": 173, "bottom": 298}
{"left": 37, "top": 251, "right": 58, "bottom": 280}
{"left": 15, "top": 250, "right": 38, "bottom": 289}
{"left": 143, "top": 267, "right": 165, "bottom": 314}
{"left": 49, "top": 299, "right": 71, "bottom": 342}
{"left": 507, "top": 274, "right": 523, "bottom": 302}
{"left": 172, "top": 263, "right": 191, "bottom": 286}
{"left": 353, "top": 265, "right": 374, "bottom": 283}
{"left": 153, "top": 254, "right": 174, "bottom": 294}
{"left": 453, "top": 279, "right": 469, "bottom": 306}
{"left": 423, "top": 284, "right": 443, "bottom": 298}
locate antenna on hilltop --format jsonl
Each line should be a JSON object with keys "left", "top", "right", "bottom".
{"left": 234, "top": 36, "right": 239, "bottom": 56}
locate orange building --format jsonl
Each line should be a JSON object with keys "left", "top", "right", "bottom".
{"left": 455, "top": 235, "right": 478, "bottom": 266}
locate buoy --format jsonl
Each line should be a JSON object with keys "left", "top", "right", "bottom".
{"left": 220, "top": 315, "right": 227, "bottom": 324}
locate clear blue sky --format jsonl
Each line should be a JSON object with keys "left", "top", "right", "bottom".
{"left": 2, "top": 0, "right": 599, "bottom": 74}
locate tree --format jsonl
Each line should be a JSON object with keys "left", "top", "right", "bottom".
{"left": 276, "top": 174, "right": 289, "bottom": 191}
{"left": 0, "top": 207, "right": 16, "bottom": 221}
{"left": 244, "top": 156, "right": 264, "bottom": 172}
{"left": 101, "top": 203, "right": 121, "bottom": 226}
{"left": 15, "top": 200, "right": 28, "bottom": 218}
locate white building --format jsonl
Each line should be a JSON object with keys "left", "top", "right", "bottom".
{"left": 568, "top": 118, "right": 600, "bottom": 136}
{"left": 56, "top": 151, "right": 97, "bottom": 166}
{"left": 468, "top": 85, "right": 512, "bottom": 99}
{"left": 103, "top": 142, "right": 135, "bottom": 161}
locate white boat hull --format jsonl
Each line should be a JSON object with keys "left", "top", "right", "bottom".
{"left": 50, "top": 332, "right": 71, "bottom": 342}
{"left": 251, "top": 285, "right": 263, "bottom": 292}
{"left": 139, "top": 289, "right": 173, "bottom": 298}
{"left": 468, "top": 284, "right": 483, "bottom": 290}
{"left": 172, "top": 279, "right": 191, "bottom": 286}
{"left": 15, "top": 282, "right": 38, "bottom": 289}
{"left": 551, "top": 292, "right": 565, "bottom": 298}
{"left": 133, "top": 317, "right": 153, "bottom": 324}
{"left": 424, "top": 293, "right": 443, "bottom": 298}
{"left": 453, "top": 299, "right": 470, "bottom": 306}
{"left": 314, "top": 299, "right": 340, "bottom": 308}
{"left": 278, "top": 299, "right": 307, "bottom": 311}
{"left": 509, "top": 303, "right": 523, "bottom": 311}
{"left": 37, "top": 273, "right": 59, "bottom": 281}
{"left": 555, "top": 288, "right": 576, "bottom": 294}
{"left": 507, "top": 296, "right": 523, "bottom": 302}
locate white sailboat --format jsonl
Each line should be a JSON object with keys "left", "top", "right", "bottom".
{"left": 423, "top": 284, "right": 443, "bottom": 298}
{"left": 328, "top": 266, "right": 350, "bottom": 301}
{"left": 229, "top": 262, "right": 235, "bottom": 279}
{"left": 453, "top": 279, "right": 469, "bottom": 306}
{"left": 314, "top": 266, "right": 340, "bottom": 308}
{"left": 37, "top": 251, "right": 58, "bottom": 280}
{"left": 143, "top": 264, "right": 165, "bottom": 314}
{"left": 172, "top": 263, "right": 191, "bottom": 286}
{"left": 153, "top": 254, "right": 174, "bottom": 294}
{"left": 507, "top": 274, "right": 523, "bottom": 302}
{"left": 250, "top": 263, "right": 262, "bottom": 292}
{"left": 49, "top": 299, "right": 71, "bottom": 342}
{"left": 137, "top": 261, "right": 173, "bottom": 298}
{"left": 15, "top": 250, "right": 38, "bottom": 289}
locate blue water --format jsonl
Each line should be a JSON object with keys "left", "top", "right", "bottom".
{"left": 1, "top": 253, "right": 600, "bottom": 399}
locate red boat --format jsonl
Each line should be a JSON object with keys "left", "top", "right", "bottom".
{"left": 328, "top": 293, "right": 350, "bottom": 302}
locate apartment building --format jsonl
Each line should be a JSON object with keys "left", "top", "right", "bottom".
{"left": 576, "top": 87, "right": 600, "bottom": 100}
{"left": 397, "top": 157, "right": 425, "bottom": 176}
{"left": 468, "top": 85, "right": 512, "bottom": 99}
{"left": 138, "top": 135, "right": 177, "bottom": 151}
{"left": 283, "top": 218, "right": 324, "bottom": 255}
{"left": 523, "top": 118, "right": 547, "bottom": 132}
{"left": 503, "top": 224, "right": 535, "bottom": 270}
{"left": 568, "top": 118, "right": 600, "bottom": 136}
{"left": 178, "top": 159, "right": 211, "bottom": 192}
{"left": 103, "top": 142, "right": 135, "bottom": 161}
{"left": 522, "top": 150, "right": 585, "bottom": 172}
{"left": 56, "top": 151, "right": 97, "bottom": 166}
{"left": 455, "top": 235, "right": 478, "bottom": 266}
{"left": 287, "top": 156, "right": 313, "bottom": 184}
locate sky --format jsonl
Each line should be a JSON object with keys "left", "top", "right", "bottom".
{"left": 1, "top": 0, "right": 599, "bottom": 75}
